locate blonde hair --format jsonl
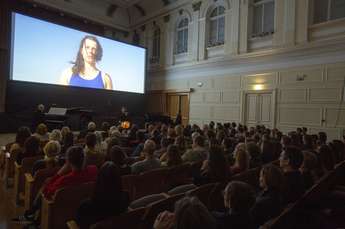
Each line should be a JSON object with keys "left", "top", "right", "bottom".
{"left": 49, "top": 129, "right": 62, "bottom": 142}
{"left": 36, "top": 123, "right": 48, "bottom": 135}
{"left": 234, "top": 149, "right": 250, "bottom": 170}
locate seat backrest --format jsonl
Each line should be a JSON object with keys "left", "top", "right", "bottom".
{"left": 166, "top": 163, "right": 192, "bottom": 188}
{"left": 186, "top": 183, "right": 217, "bottom": 208}
{"left": 91, "top": 207, "right": 147, "bottom": 229}
{"left": 130, "top": 193, "right": 167, "bottom": 209}
{"left": 122, "top": 174, "right": 137, "bottom": 201}
{"left": 134, "top": 168, "right": 169, "bottom": 199}
{"left": 50, "top": 182, "right": 95, "bottom": 229}
{"left": 207, "top": 182, "right": 226, "bottom": 211}
{"left": 167, "top": 183, "right": 197, "bottom": 196}
{"left": 230, "top": 166, "right": 261, "bottom": 189}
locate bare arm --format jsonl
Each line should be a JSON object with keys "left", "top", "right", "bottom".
{"left": 101, "top": 72, "right": 113, "bottom": 90}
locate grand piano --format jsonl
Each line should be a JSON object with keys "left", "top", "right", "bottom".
{"left": 45, "top": 107, "right": 93, "bottom": 130}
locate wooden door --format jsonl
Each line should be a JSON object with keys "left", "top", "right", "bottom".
{"left": 245, "top": 92, "right": 273, "bottom": 128}
{"left": 166, "top": 93, "right": 189, "bottom": 126}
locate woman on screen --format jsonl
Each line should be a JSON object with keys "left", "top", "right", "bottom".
{"left": 59, "top": 35, "right": 113, "bottom": 90}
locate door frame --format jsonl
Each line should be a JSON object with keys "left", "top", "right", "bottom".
{"left": 166, "top": 92, "right": 190, "bottom": 125}
{"left": 240, "top": 89, "right": 277, "bottom": 129}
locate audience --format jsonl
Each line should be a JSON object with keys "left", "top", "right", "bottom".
{"left": 32, "top": 140, "right": 61, "bottom": 175}
{"left": 108, "top": 146, "right": 131, "bottom": 175}
{"left": 16, "top": 136, "right": 40, "bottom": 164}
{"left": 230, "top": 147, "right": 250, "bottom": 175}
{"left": 76, "top": 162, "right": 129, "bottom": 229}
{"left": 131, "top": 140, "right": 160, "bottom": 174}
{"left": 163, "top": 144, "right": 183, "bottom": 167}
{"left": 33, "top": 123, "right": 49, "bottom": 141}
{"left": 182, "top": 135, "right": 208, "bottom": 163}
{"left": 84, "top": 133, "right": 104, "bottom": 168}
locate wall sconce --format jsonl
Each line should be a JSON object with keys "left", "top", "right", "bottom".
{"left": 253, "top": 84, "right": 264, "bottom": 90}
{"left": 197, "top": 82, "right": 204, "bottom": 87}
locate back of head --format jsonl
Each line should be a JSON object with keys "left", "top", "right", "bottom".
{"left": 44, "top": 140, "right": 61, "bottom": 158}
{"left": 235, "top": 148, "right": 250, "bottom": 170}
{"left": 166, "top": 144, "right": 182, "bottom": 167}
{"left": 87, "top": 122, "right": 96, "bottom": 132}
{"left": 301, "top": 151, "right": 317, "bottom": 171}
{"left": 319, "top": 144, "right": 335, "bottom": 171}
{"left": 92, "top": 161, "right": 122, "bottom": 202}
{"left": 318, "top": 132, "right": 327, "bottom": 144}
{"left": 144, "top": 139, "right": 156, "bottom": 156}
{"left": 63, "top": 132, "right": 74, "bottom": 147}
{"left": 24, "top": 136, "right": 40, "bottom": 154}
{"left": 261, "top": 164, "right": 283, "bottom": 191}
{"left": 36, "top": 123, "right": 48, "bottom": 135}
{"left": 282, "top": 146, "right": 303, "bottom": 170}
{"left": 208, "top": 146, "right": 229, "bottom": 180}
{"left": 246, "top": 142, "right": 261, "bottom": 157}
{"left": 193, "top": 135, "right": 205, "bottom": 148}
{"left": 67, "top": 146, "right": 84, "bottom": 170}
{"left": 108, "top": 145, "right": 126, "bottom": 166}
{"left": 50, "top": 129, "right": 62, "bottom": 142}
{"left": 85, "top": 133, "right": 97, "bottom": 149}
{"left": 16, "top": 126, "right": 32, "bottom": 146}
{"left": 174, "top": 196, "right": 216, "bottom": 229}
{"left": 224, "top": 181, "right": 255, "bottom": 213}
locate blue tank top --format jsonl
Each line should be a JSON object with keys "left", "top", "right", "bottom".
{"left": 69, "top": 71, "right": 104, "bottom": 89}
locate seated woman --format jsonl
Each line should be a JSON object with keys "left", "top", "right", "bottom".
{"left": 108, "top": 146, "right": 131, "bottom": 176}
{"left": 9, "top": 126, "right": 32, "bottom": 159}
{"left": 251, "top": 164, "right": 283, "bottom": 227}
{"left": 154, "top": 196, "right": 217, "bottom": 229}
{"left": 32, "top": 140, "right": 61, "bottom": 175}
{"left": 49, "top": 129, "right": 62, "bottom": 143}
{"left": 76, "top": 162, "right": 129, "bottom": 229}
{"left": 196, "top": 146, "right": 230, "bottom": 185}
{"left": 162, "top": 145, "right": 183, "bottom": 168}
{"left": 32, "top": 123, "right": 49, "bottom": 142}
{"left": 84, "top": 133, "right": 105, "bottom": 168}
{"left": 16, "top": 136, "right": 41, "bottom": 165}
{"left": 230, "top": 147, "right": 250, "bottom": 175}
{"left": 213, "top": 181, "right": 256, "bottom": 229}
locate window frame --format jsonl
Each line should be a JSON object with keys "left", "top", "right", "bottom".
{"left": 151, "top": 27, "right": 161, "bottom": 64}
{"left": 251, "top": 0, "right": 275, "bottom": 38}
{"left": 208, "top": 6, "right": 226, "bottom": 47}
{"left": 312, "top": 0, "right": 345, "bottom": 24}
{"left": 175, "top": 18, "right": 189, "bottom": 54}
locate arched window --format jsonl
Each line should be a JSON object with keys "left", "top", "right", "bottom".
{"left": 208, "top": 6, "right": 225, "bottom": 47}
{"left": 151, "top": 27, "right": 160, "bottom": 63}
{"left": 176, "top": 18, "right": 189, "bottom": 54}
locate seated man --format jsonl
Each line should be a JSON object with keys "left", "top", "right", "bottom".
{"left": 13, "top": 146, "right": 98, "bottom": 224}
{"left": 131, "top": 140, "right": 160, "bottom": 174}
{"left": 182, "top": 135, "right": 208, "bottom": 163}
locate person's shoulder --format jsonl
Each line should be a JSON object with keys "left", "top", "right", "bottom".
{"left": 59, "top": 67, "right": 73, "bottom": 85}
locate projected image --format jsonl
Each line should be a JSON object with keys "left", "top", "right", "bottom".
{"left": 11, "top": 13, "right": 146, "bottom": 93}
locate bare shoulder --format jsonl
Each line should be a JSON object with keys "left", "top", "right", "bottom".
{"left": 101, "top": 72, "right": 113, "bottom": 90}
{"left": 59, "top": 68, "right": 73, "bottom": 85}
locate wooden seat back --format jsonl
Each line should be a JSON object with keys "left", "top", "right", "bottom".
{"left": 24, "top": 166, "right": 60, "bottom": 210}
{"left": 41, "top": 182, "right": 95, "bottom": 229}
{"left": 166, "top": 163, "right": 192, "bottom": 188}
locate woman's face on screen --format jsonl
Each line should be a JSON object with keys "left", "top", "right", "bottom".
{"left": 82, "top": 38, "right": 98, "bottom": 64}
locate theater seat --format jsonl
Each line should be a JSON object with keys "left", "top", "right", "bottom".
{"left": 129, "top": 193, "right": 167, "bottom": 209}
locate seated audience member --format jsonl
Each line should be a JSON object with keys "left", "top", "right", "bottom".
{"left": 317, "top": 144, "right": 335, "bottom": 176}
{"left": 230, "top": 147, "right": 250, "bottom": 175}
{"left": 261, "top": 140, "right": 277, "bottom": 164}
{"left": 300, "top": 151, "right": 318, "bottom": 190}
{"left": 329, "top": 140, "right": 345, "bottom": 164}
{"left": 154, "top": 196, "right": 217, "bottom": 229}
{"left": 84, "top": 133, "right": 105, "bottom": 168}
{"left": 154, "top": 137, "right": 171, "bottom": 158}
{"left": 49, "top": 129, "right": 62, "bottom": 143}
{"left": 280, "top": 146, "right": 305, "bottom": 204}
{"left": 222, "top": 138, "right": 235, "bottom": 159}
{"left": 246, "top": 142, "right": 262, "bottom": 168}
{"left": 182, "top": 135, "right": 208, "bottom": 163}
{"left": 197, "top": 146, "right": 230, "bottom": 185}
{"left": 78, "top": 122, "right": 97, "bottom": 140}
{"left": 32, "top": 140, "right": 61, "bottom": 175}
{"left": 131, "top": 140, "right": 160, "bottom": 174}
{"left": 108, "top": 146, "right": 131, "bottom": 175}
{"left": 174, "top": 136, "right": 186, "bottom": 154}
{"left": 33, "top": 123, "right": 49, "bottom": 142}
{"left": 318, "top": 132, "right": 327, "bottom": 146}
{"left": 16, "top": 136, "right": 40, "bottom": 165}
{"left": 213, "top": 181, "right": 256, "bottom": 229}
{"left": 280, "top": 135, "right": 292, "bottom": 150}
{"left": 131, "top": 131, "right": 146, "bottom": 157}
{"left": 162, "top": 145, "right": 183, "bottom": 167}
{"left": 76, "top": 162, "right": 129, "bottom": 229}
{"left": 9, "top": 126, "right": 32, "bottom": 159}
{"left": 251, "top": 164, "right": 283, "bottom": 227}
{"left": 60, "top": 126, "right": 71, "bottom": 143}
{"left": 100, "top": 121, "right": 110, "bottom": 140}
{"left": 61, "top": 132, "right": 74, "bottom": 156}
{"left": 15, "top": 146, "right": 98, "bottom": 224}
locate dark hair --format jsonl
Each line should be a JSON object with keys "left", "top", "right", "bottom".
{"left": 16, "top": 126, "right": 31, "bottom": 147}
{"left": 85, "top": 133, "right": 97, "bottom": 148}
{"left": 92, "top": 162, "right": 122, "bottom": 202}
{"left": 72, "top": 35, "right": 103, "bottom": 75}
{"left": 174, "top": 197, "right": 216, "bottom": 229}
{"left": 24, "top": 136, "right": 40, "bottom": 155}
{"left": 108, "top": 146, "right": 126, "bottom": 166}
{"left": 319, "top": 144, "right": 335, "bottom": 171}
{"left": 166, "top": 145, "right": 182, "bottom": 167}
{"left": 63, "top": 132, "right": 74, "bottom": 148}
{"left": 224, "top": 181, "right": 255, "bottom": 213}
{"left": 318, "top": 132, "right": 327, "bottom": 144}
{"left": 329, "top": 140, "right": 345, "bottom": 163}
{"left": 206, "top": 146, "right": 230, "bottom": 181}
{"left": 283, "top": 146, "right": 304, "bottom": 169}
{"left": 194, "top": 135, "right": 205, "bottom": 147}
{"left": 67, "top": 146, "right": 84, "bottom": 170}
{"left": 160, "top": 137, "right": 171, "bottom": 148}
{"left": 261, "top": 164, "right": 283, "bottom": 191}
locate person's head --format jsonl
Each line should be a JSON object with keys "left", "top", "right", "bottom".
{"left": 174, "top": 196, "right": 216, "bottom": 229}
{"left": 73, "top": 36, "right": 103, "bottom": 74}
{"left": 193, "top": 135, "right": 204, "bottom": 148}
{"left": 166, "top": 144, "right": 182, "bottom": 167}
{"left": 303, "top": 135, "right": 314, "bottom": 150}
{"left": 92, "top": 161, "right": 122, "bottom": 202}
{"left": 36, "top": 123, "right": 48, "bottom": 136}
{"left": 106, "top": 137, "right": 120, "bottom": 155}
{"left": 24, "top": 136, "right": 40, "bottom": 155}
{"left": 49, "top": 129, "right": 62, "bottom": 142}
{"left": 318, "top": 132, "right": 327, "bottom": 145}
{"left": 207, "top": 146, "right": 229, "bottom": 180}
{"left": 234, "top": 148, "right": 250, "bottom": 171}
{"left": 108, "top": 145, "right": 126, "bottom": 166}
{"left": 15, "top": 126, "right": 31, "bottom": 147}
{"left": 63, "top": 132, "right": 74, "bottom": 148}
{"left": 279, "top": 146, "right": 304, "bottom": 171}
{"left": 44, "top": 140, "right": 61, "bottom": 159}
{"left": 160, "top": 137, "right": 171, "bottom": 149}
{"left": 319, "top": 144, "right": 335, "bottom": 171}
{"left": 301, "top": 151, "right": 317, "bottom": 172}
{"left": 61, "top": 126, "right": 71, "bottom": 139}
{"left": 143, "top": 139, "right": 156, "bottom": 157}
{"left": 223, "top": 181, "right": 255, "bottom": 213}
{"left": 85, "top": 133, "right": 97, "bottom": 149}
{"left": 66, "top": 146, "right": 84, "bottom": 170}
{"left": 37, "top": 104, "right": 45, "bottom": 112}
{"left": 246, "top": 142, "right": 261, "bottom": 159}
{"left": 174, "top": 136, "right": 186, "bottom": 151}
{"left": 260, "top": 164, "right": 283, "bottom": 191}
{"left": 175, "top": 125, "right": 184, "bottom": 137}
{"left": 87, "top": 122, "right": 96, "bottom": 132}
{"left": 222, "top": 137, "right": 234, "bottom": 151}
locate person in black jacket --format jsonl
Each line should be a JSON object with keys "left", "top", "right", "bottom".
{"left": 251, "top": 164, "right": 284, "bottom": 227}
{"left": 76, "top": 162, "right": 129, "bottom": 228}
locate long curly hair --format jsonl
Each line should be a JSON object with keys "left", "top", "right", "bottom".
{"left": 72, "top": 35, "right": 103, "bottom": 75}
